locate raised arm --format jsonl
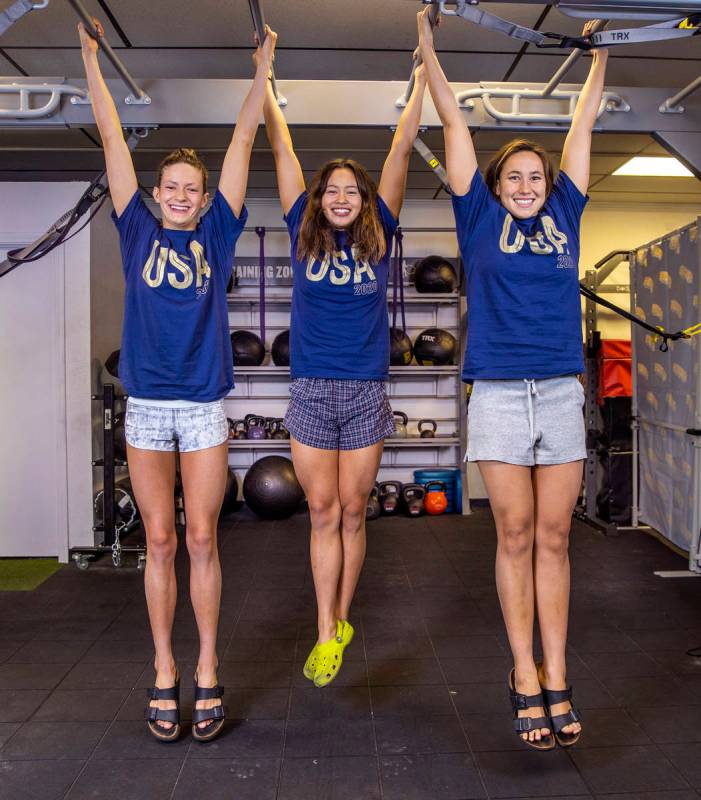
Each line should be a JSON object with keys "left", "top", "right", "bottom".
{"left": 377, "top": 63, "right": 426, "bottom": 219}
{"left": 262, "top": 61, "right": 305, "bottom": 216}
{"left": 218, "top": 27, "right": 277, "bottom": 217}
{"left": 560, "top": 22, "right": 609, "bottom": 195}
{"left": 417, "top": 8, "right": 477, "bottom": 196}
{"left": 78, "top": 21, "right": 137, "bottom": 216}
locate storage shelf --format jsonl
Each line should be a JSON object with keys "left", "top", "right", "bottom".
{"left": 228, "top": 436, "right": 460, "bottom": 450}
{"left": 229, "top": 365, "right": 459, "bottom": 379}
{"left": 227, "top": 291, "right": 458, "bottom": 306}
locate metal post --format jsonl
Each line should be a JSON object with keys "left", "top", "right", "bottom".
{"left": 102, "top": 383, "right": 116, "bottom": 548}
{"left": 397, "top": 3, "right": 440, "bottom": 107}
{"left": 659, "top": 75, "right": 701, "bottom": 114}
{"left": 584, "top": 268, "right": 600, "bottom": 520}
{"left": 247, "top": 0, "right": 286, "bottom": 107}
{"left": 541, "top": 20, "right": 606, "bottom": 97}
{"left": 66, "top": 0, "right": 150, "bottom": 105}
{"left": 630, "top": 250, "right": 640, "bottom": 528}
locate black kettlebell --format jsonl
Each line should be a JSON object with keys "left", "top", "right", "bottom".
{"left": 245, "top": 414, "right": 267, "bottom": 440}
{"left": 378, "top": 480, "right": 402, "bottom": 515}
{"left": 264, "top": 417, "right": 276, "bottom": 438}
{"left": 401, "top": 483, "right": 426, "bottom": 517}
{"left": 271, "top": 419, "right": 289, "bottom": 440}
{"left": 366, "top": 483, "right": 381, "bottom": 521}
{"left": 390, "top": 411, "right": 408, "bottom": 439}
{"left": 418, "top": 419, "right": 437, "bottom": 438}
{"left": 229, "top": 419, "right": 246, "bottom": 440}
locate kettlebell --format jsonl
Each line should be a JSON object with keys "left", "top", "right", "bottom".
{"left": 264, "top": 417, "right": 276, "bottom": 437}
{"left": 232, "top": 420, "right": 247, "bottom": 440}
{"left": 245, "top": 414, "right": 267, "bottom": 440}
{"left": 424, "top": 480, "right": 448, "bottom": 515}
{"left": 271, "top": 419, "right": 289, "bottom": 440}
{"left": 418, "top": 419, "right": 437, "bottom": 439}
{"left": 401, "top": 483, "right": 426, "bottom": 517}
{"left": 391, "top": 411, "right": 408, "bottom": 439}
{"left": 366, "top": 483, "right": 381, "bottom": 521}
{"left": 378, "top": 480, "right": 402, "bottom": 515}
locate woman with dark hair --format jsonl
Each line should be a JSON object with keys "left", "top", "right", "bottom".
{"left": 262, "top": 52, "right": 426, "bottom": 688}
{"left": 418, "top": 9, "right": 608, "bottom": 749}
{"left": 79, "top": 19, "right": 276, "bottom": 742}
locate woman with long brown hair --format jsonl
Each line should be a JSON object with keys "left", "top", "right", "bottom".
{"left": 262, "top": 49, "right": 426, "bottom": 688}
{"left": 419, "top": 8, "right": 608, "bottom": 749}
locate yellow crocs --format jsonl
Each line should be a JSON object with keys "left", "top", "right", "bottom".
{"left": 302, "top": 643, "right": 320, "bottom": 680}
{"left": 313, "top": 620, "right": 354, "bottom": 688}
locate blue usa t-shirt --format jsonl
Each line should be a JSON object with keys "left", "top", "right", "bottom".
{"left": 285, "top": 192, "right": 398, "bottom": 380}
{"left": 112, "top": 191, "right": 247, "bottom": 401}
{"left": 452, "top": 170, "right": 587, "bottom": 381}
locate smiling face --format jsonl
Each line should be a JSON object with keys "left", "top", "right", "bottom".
{"left": 494, "top": 150, "right": 548, "bottom": 220}
{"left": 320, "top": 167, "right": 363, "bottom": 229}
{"left": 152, "top": 162, "right": 208, "bottom": 231}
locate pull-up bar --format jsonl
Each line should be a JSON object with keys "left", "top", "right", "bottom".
{"left": 541, "top": 20, "right": 606, "bottom": 97}
{"left": 247, "top": 0, "right": 286, "bottom": 107}
{"left": 660, "top": 75, "right": 701, "bottom": 112}
{"left": 397, "top": 2, "right": 440, "bottom": 107}
{"left": 67, "top": 0, "right": 149, "bottom": 105}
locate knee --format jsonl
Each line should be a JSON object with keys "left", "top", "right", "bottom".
{"left": 341, "top": 500, "right": 366, "bottom": 534}
{"left": 536, "top": 521, "right": 571, "bottom": 559}
{"left": 308, "top": 499, "right": 342, "bottom": 532}
{"left": 498, "top": 520, "right": 533, "bottom": 559}
{"left": 185, "top": 524, "right": 217, "bottom": 560}
{"left": 144, "top": 522, "right": 177, "bottom": 561}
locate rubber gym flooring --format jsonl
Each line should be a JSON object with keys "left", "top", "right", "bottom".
{"left": 0, "top": 509, "right": 700, "bottom": 800}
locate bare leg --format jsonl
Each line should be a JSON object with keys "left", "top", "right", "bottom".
{"left": 290, "top": 437, "right": 341, "bottom": 644}
{"left": 126, "top": 445, "right": 178, "bottom": 729}
{"left": 179, "top": 442, "right": 228, "bottom": 729}
{"left": 533, "top": 460, "right": 583, "bottom": 737}
{"left": 478, "top": 461, "right": 550, "bottom": 744}
{"left": 336, "top": 441, "right": 384, "bottom": 621}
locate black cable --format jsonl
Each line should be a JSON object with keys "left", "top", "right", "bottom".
{"left": 580, "top": 283, "right": 689, "bottom": 352}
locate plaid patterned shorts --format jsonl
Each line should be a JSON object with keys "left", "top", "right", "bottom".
{"left": 285, "top": 378, "right": 394, "bottom": 451}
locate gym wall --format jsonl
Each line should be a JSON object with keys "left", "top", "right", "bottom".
{"left": 0, "top": 182, "right": 93, "bottom": 560}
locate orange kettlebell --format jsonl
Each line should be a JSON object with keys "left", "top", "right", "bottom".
{"left": 424, "top": 480, "right": 448, "bottom": 515}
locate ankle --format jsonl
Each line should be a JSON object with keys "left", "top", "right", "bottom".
{"left": 539, "top": 663, "right": 567, "bottom": 688}
{"left": 154, "top": 658, "right": 177, "bottom": 679}
{"left": 318, "top": 621, "right": 337, "bottom": 643}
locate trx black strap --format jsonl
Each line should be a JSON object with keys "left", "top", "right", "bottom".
{"left": 430, "top": 0, "right": 700, "bottom": 50}
{"left": 256, "top": 226, "right": 266, "bottom": 346}
{"left": 413, "top": 136, "right": 452, "bottom": 196}
{"left": 0, "top": 130, "right": 142, "bottom": 280}
{"left": 391, "top": 228, "right": 407, "bottom": 333}
{"left": 579, "top": 283, "right": 691, "bottom": 352}
{"left": 0, "top": 0, "right": 43, "bottom": 37}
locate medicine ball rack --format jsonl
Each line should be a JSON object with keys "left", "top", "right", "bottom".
{"left": 75, "top": 383, "right": 146, "bottom": 570}
{"left": 225, "top": 258, "right": 469, "bottom": 511}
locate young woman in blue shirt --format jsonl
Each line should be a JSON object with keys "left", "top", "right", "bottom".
{"left": 419, "top": 8, "right": 608, "bottom": 749}
{"left": 79, "top": 19, "right": 277, "bottom": 742}
{"left": 262, "top": 46, "right": 427, "bottom": 688}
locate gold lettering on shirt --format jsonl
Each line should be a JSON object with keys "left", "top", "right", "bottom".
{"left": 142, "top": 240, "right": 168, "bottom": 287}
{"left": 167, "top": 251, "right": 194, "bottom": 289}
{"left": 499, "top": 214, "right": 569, "bottom": 255}
{"left": 499, "top": 216, "right": 525, "bottom": 254}
{"left": 306, "top": 253, "right": 330, "bottom": 281}
{"left": 190, "top": 240, "right": 211, "bottom": 288}
{"left": 330, "top": 253, "right": 352, "bottom": 285}
{"left": 353, "top": 259, "right": 376, "bottom": 284}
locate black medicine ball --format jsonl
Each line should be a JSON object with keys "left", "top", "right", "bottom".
{"left": 413, "top": 328, "right": 458, "bottom": 366}
{"left": 243, "top": 456, "right": 305, "bottom": 520}
{"left": 413, "top": 256, "right": 458, "bottom": 294}
{"left": 271, "top": 329, "right": 290, "bottom": 367}
{"left": 389, "top": 328, "right": 413, "bottom": 366}
{"left": 230, "top": 330, "right": 265, "bottom": 366}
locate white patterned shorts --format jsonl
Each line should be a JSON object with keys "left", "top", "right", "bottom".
{"left": 125, "top": 399, "right": 228, "bottom": 453}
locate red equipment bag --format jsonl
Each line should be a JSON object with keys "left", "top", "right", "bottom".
{"left": 597, "top": 339, "right": 632, "bottom": 403}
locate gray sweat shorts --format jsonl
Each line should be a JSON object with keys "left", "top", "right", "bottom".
{"left": 466, "top": 376, "right": 586, "bottom": 466}
{"left": 125, "top": 398, "right": 228, "bottom": 453}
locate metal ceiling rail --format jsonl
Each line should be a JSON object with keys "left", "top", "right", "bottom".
{"left": 247, "top": 0, "right": 286, "bottom": 107}
{"left": 456, "top": 85, "right": 629, "bottom": 123}
{"left": 0, "top": 80, "right": 86, "bottom": 118}
{"left": 66, "top": 0, "right": 149, "bottom": 105}
{"left": 660, "top": 75, "right": 701, "bottom": 112}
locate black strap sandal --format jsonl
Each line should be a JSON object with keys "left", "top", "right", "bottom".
{"left": 192, "top": 679, "right": 226, "bottom": 742}
{"left": 145, "top": 675, "right": 181, "bottom": 742}
{"left": 542, "top": 685, "right": 582, "bottom": 748}
{"left": 508, "top": 669, "right": 555, "bottom": 751}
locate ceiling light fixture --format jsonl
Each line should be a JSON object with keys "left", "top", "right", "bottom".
{"left": 613, "top": 157, "right": 694, "bottom": 177}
